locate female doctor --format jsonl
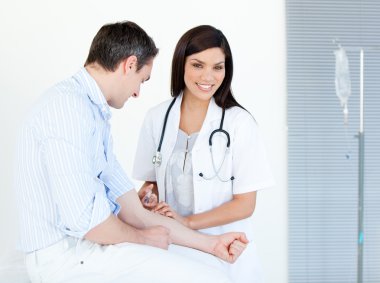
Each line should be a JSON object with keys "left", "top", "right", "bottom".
{"left": 133, "top": 25, "right": 275, "bottom": 283}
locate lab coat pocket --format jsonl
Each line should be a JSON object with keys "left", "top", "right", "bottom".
{"left": 199, "top": 134, "right": 233, "bottom": 183}
{"left": 194, "top": 145, "right": 233, "bottom": 209}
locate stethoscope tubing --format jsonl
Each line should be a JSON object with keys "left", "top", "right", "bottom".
{"left": 157, "top": 97, "right": 177, "bottom": 152}
{"left": 153, "top": 97, "right": 234, "bottom": 182}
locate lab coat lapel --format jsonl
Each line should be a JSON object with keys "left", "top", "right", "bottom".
{"left": 156, "top": 95, "right": 182, "bottom": 201}
{"left": 193, "top": 97, "right": 222, "bottom": 152}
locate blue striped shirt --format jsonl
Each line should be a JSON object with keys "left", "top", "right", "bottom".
{"left": 15, "top": 68, "right": 134, "bottom": 253}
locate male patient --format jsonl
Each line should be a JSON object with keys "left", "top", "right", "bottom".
{"left": 14, "top": 21, "right": 248, "bottom": 283}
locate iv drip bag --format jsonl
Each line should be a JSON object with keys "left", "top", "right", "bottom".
{"left": 334, "top": 46, "right": 351, "bottom": 124}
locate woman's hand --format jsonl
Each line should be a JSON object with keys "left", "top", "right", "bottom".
{"left": 153, "top": 201, "right": 190, "bottom": 228}
{"left": 138, "top": 183, "right": 158, "bottom": 210}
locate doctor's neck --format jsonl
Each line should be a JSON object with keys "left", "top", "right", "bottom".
{"left": 181, "top": 92, "right": 210, "bottom": 114}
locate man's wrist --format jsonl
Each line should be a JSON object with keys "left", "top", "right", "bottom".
{"left": 185, "top": 216, "right": 193, "bottom": 229}
{"left": 197, "top": 234, "right": 219, "bottom": 255}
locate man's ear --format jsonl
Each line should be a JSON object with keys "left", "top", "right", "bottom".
{"left": 123, "top": 55, "right": 138, "bottom": 73}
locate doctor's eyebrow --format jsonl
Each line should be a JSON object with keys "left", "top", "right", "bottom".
{"left": 189, "top": 59, "right": 225, "bottom": 66}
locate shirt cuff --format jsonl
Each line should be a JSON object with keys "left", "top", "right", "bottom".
{"left": 100, "top": 161, "right": 135, "bottom": 203}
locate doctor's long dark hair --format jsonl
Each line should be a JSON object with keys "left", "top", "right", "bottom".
{"left": 170, "top": 25, "right": 244, "bottom": 110}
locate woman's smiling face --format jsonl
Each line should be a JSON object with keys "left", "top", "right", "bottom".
{"left": 183, "top": 47, "right": 226, "bottom": 102}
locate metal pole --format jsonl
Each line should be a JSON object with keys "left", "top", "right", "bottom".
{"left": 357, "top": 48, "right": 364, "bottom": 283}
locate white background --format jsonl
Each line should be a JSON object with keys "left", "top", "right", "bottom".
{"left": 0, "top": 0, "right": 288, "bottom": 282}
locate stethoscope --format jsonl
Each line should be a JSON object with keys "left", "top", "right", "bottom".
{"left": 152, "top": 97, "right": 235, "bottom": 182}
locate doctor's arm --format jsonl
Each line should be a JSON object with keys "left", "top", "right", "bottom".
{"left": 154, "top": 191, "right": 257, "bottom": 230}
{"left": 116, "top": 189, "right": 248, "bottom": 263}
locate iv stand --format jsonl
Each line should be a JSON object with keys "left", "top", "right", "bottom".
{"left": 333, "top": 40, "right": 376, "bottom": 283}
{"left": 356, "top": 45, "right": 380, "bottom": 283}
{"left": 357, "top": 48, "right": 364, "bottom": 283}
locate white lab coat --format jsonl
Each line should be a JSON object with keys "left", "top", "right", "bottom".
{"left": 133, "top": 94, "right": 275, "bottom": 283}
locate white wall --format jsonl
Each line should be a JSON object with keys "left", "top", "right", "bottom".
{"left": 0, "top": 1, "right": 287, "bottom": 282}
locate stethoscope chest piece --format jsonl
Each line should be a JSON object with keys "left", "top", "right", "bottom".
{"left": 152, "top": 151, "right": 162, "bottom": 166}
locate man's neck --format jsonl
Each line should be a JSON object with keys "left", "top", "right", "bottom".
{"left": 85, "top": 63, "right": 113, "bottom": 102}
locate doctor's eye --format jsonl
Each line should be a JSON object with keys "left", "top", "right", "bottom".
{"left": 192, "top": 63, "right": 203, "bottom": 69}
{"left": 214, "top": 65, "right": 225, "bottom": 71}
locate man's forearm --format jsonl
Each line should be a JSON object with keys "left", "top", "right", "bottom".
{"left": 116, "top": 190, "right": 216, "bottom": 255}
{"left": 84, "top": 213, "right": 143, "bottom": 245}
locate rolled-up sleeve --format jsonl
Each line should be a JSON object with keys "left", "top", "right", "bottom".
{"left": 42, "top": 137, "right": 112, "bottom": 238}
{"left": 101, "top": 158, "right": 135, "bottom": 204}
{"left": 40, "top": 94, "right": 112, "bottom": 238}
{"left": 42, "top": 136, "right": 111, "bottom": 238}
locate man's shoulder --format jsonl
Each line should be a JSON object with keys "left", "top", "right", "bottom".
{"left": 26, "top": 77, "right": 93, "bottom": 125}
{"left": 46, "top": 75, "right": 91, "bottom": 108}
{"left": 49, "top": 76, "right": 89, "bottom": 104}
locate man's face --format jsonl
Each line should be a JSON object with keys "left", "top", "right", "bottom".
{"left": 110, "top": 58, "right": 153, "bottom": 109}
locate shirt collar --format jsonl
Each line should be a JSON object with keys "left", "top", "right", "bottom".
{"left": 73, "top": 67, "right": 112, "bottom": 120}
